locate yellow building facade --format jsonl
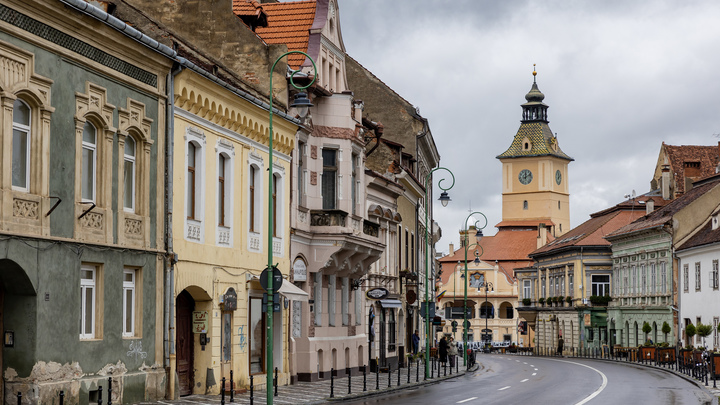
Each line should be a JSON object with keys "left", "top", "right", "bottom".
{"left": 170, "top": 68, "right": 299, "bottom": 396}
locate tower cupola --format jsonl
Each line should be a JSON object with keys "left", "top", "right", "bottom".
{"left": 521, "top": 66, "right": 549, "bottom": 123}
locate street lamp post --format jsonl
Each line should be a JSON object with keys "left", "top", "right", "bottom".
{"left": 480, "top": 281, "right": 494, "bottom": 349}
{"left": 461, "top": 212, "right": 487, "bottom": 366}
{"left": 423, "top": 167, "right": 454, "bottom": 379}
{"left": 266, "top": 51, "right": 315, "bottom": 405}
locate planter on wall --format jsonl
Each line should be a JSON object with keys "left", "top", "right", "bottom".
{"left": 656, "top": 347, "right": 676, "bottom": 364}
{"left": 639, "top": 346, "right": 656, "bottom": 361}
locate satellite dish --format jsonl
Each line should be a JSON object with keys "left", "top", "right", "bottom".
{"left": 632, "top": 190, "right": 636, "bottom": 198}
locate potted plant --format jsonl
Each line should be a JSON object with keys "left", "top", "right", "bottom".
{"left": 661, "top": 321, "right": 671, "bottom": 343}
{"left": 639, "top": 322, "right": 656, "bottom": 360}
{"left": 565, "top": 296, "right": 573, "bottom": 305}
{"left": 557, "top": 296, "right": 564, "bottom": 307}
{"left": 656, "top": 341, "right": 675, "bottom": 364}
{"left": 538, "top": 297, "right": 545, "bottom": 306}
{"left": 509, "top": 343, "right": 518, "bottom": 353}
{"left": 522, "top": 298, "right": 531, "bottom": 306}
{"left": 696, "top": 322, "right": 713, "bottom": 349}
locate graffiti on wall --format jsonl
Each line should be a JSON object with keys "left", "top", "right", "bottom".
{"left": 127, "top": 340, "right": 148, "bottom": 360}
{"left": 238, "top": 325, "right": 247, "bottom": 353}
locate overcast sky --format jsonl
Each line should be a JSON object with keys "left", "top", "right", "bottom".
{"left": 338, "top": 0, "right": 720, "bottom": 254}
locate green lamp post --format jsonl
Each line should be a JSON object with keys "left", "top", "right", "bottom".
{"left": 423, "top": 167, "right": 454, "bottom": 379}
{"left": 266, "top": 51, "right": 315, "bottom": 405}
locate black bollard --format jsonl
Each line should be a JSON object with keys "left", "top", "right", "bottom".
{"left": 330, "top": 368, "right": 334, "bottom": 398}
{"left": 221, "top": 377, "right": 226, "bottom": 405}
{"left": 60, "top": 391, "right": 64, "bottom": 405}
{"left": 363, "top": 366, "right": 367, "bottom": 392}
{"left": 348, "top": 368, "right": 352, "bottom": 395}
{"left": 230, "top": 370, "right": 234, "bottom": 403}
{"left": 250, "top": 375, "right": 254, "bottom": 405}
{"left": 397, "top": 363, "right": 401, "bottom": 386}
{"left": 98, "top": 385, "right": 102, "bottom": 405}
{"left": 108, "top": 377, "right": 112, "bottom": 405}
{"left": 416, "top": 360, "right": 419, "bottom": 382}
{"left": 388, "top": 364, "right": 392, "bottom": 388}
{"left": 17, "top": 392, "right": 21, "bottom": 405}
{"left": 274, "top": 367, "right": 279, "bottom": 397}
{"left": 408, "top": 361, "right": 411, "bottom": 383}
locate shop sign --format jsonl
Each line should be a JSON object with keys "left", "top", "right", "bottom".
{"left": 366, "top": 287, "right": 389, "bottom": 300}
{"left": 223, "top": 287, "right": 237, "bottom": 311}
{"left": 193, "top": 311, "right": 209, "bottom": 334}
{"left": 293, "top": 258, "right": 307, "bottom": 282}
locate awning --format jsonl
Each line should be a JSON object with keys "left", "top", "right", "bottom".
{"left": 277, "top": 281, "right": 309, "bottom": 302}
{"left": 378, "top": 299, "right": 402, "bottom": 309}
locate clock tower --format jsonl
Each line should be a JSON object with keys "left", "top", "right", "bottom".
{"left": 496, "top": 69, "right": 573, "bottom": 236}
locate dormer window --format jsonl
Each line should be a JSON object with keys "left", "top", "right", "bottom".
{"left": 521, "top": 137, "right": 532, "bottom": 151}
{"left": 713, "top": 215, "right": 719, "bottom": 231}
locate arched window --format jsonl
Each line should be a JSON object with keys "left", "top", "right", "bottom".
{"left": 523, "top": 200, "right": 528, "bottom": 210}
{"left": 81, "top": 122, "right": 97, "bottom": 202}
{"left": 187, "top": 142, "right": 197, "bottom": 219}
{"left": 123, "top": 136, "right": 136, "bottom": 211}
{"left": 12, "top": 99, "right": 31, "bottom": 191}
{"left": 218, "top": 154, "right": 226, "bottom": 226}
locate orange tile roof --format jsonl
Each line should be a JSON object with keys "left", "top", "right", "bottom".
{"left": 233, "top": 0, "right": 317, "bottom": 69}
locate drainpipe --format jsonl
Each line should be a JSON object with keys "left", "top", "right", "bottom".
{"left": 165, "top": 61, "right": 183, "bottom": 400}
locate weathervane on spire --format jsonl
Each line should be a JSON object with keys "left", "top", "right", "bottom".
{"left": 533, "top": 63, "right": 537, "bottom": 83}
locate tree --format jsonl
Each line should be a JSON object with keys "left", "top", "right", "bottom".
{"left": 661, "top": 321, "right": 671, "bottom": 343}
{"left": 685, "top": 324, "right": 697, "bottom": 347}
{"left": 642, "top": 322, "right": 652, "bottom": 343}
{"left": 696, "top": 323, "right": 713, "bottom": 349}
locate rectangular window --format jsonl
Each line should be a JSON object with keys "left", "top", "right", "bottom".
{"left": 12, "top": 99, "right": 31, "bottom": 191}
{"left": 683, "top": 264, "right": 689, "bottom": 292}
{"left": 321, "top": 149, "right": 337, "bottom": 209}
{"left": 404, "top": 229, "right": 408, "bottom": 270}
{"left": 713, "top": 260, "right": 719, "bottom": 290}
{"left": 80, "top": 265, "right": 97, "bottom": 339}
{"left": 122, "top": 268, "right": 136, "bottom": 337}
{"left": 569, "top": 273, "right": 574, "bottom": 297}
{"left": 541, "top": 278, "right": 546, "bottom": 298}
{"left": 650, "top": 263, "right": 656, "bottom": 294}
{"left": 715, "top": 317, "right": 719, "bottom": 349}
{"left": 187, "top": 142, "right": 197, "bottom": 219}
{"left": 591, "top": 275, "right": 610, "bottom": 297}
{"left": 249, "top": 166, "right": 256, "bottom": 232}
{"left": 388, "top": 310, "right": 396, "bottom": 351}
{"left": 631, "top": 265, "right": 637, "bottom": 294}
{"left": 523, "top": 280, "right": 531, "bottom": 299}
{"left": 695, "top": 262, "right": 701, "bottom": 291}
{"left": 411, "top": 233, "right": 415, "bottom": 272}
{"left": 123, "top": 137, "right": 136, "bottom": 211}
{"left": 272, "top": 174, "right": 278, "bottom": 237}
{"left": 82, "top": 122, "right": 97, "bottom": 202}
{"left": 697, "top": 317, "right": 702, "bottom": 344}
{"left": 218, "top": 154, "right": 226, "bottom": 226}
{"left": 661, "top": 262, "right": 667, "bottom": 294}
{"left": 249, "top": 297, "right": 266, "bottom": 374}
{"left": 298, "top": 141, "right": 306, "bottom": 206}
{"left": 640, "top": 265, "right": 646, "bottom": 295}
{"left": 623, "top": 267, "right": 628, "bottom": 295}
{"left": 351, "top": 153, "right": 358, "bottom": 215}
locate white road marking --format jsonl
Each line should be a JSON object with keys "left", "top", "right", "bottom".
{"left": 457, "top": 397, "right": 478, "bottom": 404}
{"left": 534, "top": 368, "right": 538, "bottom": 371}
{"left": 516, "top": 360, "right": 520, "bottom": 362}
{"left": 547, "top": 359, "right": 608, "bottom": 405}
{"left": 521, "top": 378, "right": 529, "bottom": 382}
{"left": 532, "top": 372, "right": 537, "bottom": 376}
{"left": 523, "top": 362, "right": 528, "bottom": 364}
{"left": 498, "top": 386, "right": 511, "bottom": 391}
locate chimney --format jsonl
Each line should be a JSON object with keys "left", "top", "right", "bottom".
{"left": 646, "top": 199, "right": 655, "bottom": 214}
{"left": 661, "top": 158, "right": 671, "bottom": 200}
{"left": 537, "top": 224, "right": 548, "bottom": 248}
{"left": 449, "top": 243, "right": 455, "bottom": 254}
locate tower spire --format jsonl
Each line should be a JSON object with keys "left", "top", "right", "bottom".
{"left": 533, "top": 63, "right": 537, "bottom": 83}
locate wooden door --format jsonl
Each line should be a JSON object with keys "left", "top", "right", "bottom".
{"left": 176, "top": 291, "right": 194, "bottom": 396}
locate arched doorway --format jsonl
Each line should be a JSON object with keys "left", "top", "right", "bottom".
{"left": 176, "top": 290, "right": 195, "bottom": 396}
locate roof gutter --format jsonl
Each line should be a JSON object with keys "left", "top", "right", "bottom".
{"left": 58, "top": 0, "right": 301, "bottom": 126}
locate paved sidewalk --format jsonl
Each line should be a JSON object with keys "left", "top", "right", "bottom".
{"left": 135, "top": 361, "right": 471, "bottom": 405}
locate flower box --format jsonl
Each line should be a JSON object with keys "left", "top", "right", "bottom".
{"left": 656, "top": 347, "right": 676, "bottom": 364}
{"left": 639, "top": 346, "right": 656, "bottom": 361}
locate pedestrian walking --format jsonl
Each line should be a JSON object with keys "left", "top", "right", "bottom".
{"left": 448, "top": 337, "right": 458, "bottom": 368}
{"left": 439, "top": 336, "right": 448, "bottom": 365}
{"left": 412, "top": 330, "right": 420, "bottom": 354}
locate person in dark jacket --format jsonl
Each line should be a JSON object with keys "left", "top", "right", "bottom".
{"left": 412, "top": 330, "right": 420, "bottom": 354}
{"left": 439, "top": 336, "right": 448, "bottom": 364}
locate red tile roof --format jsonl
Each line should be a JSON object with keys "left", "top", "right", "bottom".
{"left": 662, "top": 142, "right": 720, "bottom": 195}
{"left": 677, "top": 220, "right": 720, "bottom": 251}
{"left": 233, "top": 0, "right": 317, "bottom": 69}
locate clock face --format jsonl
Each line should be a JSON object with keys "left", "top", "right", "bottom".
{"left": 518, "top": 169, "right": 533, "bottom": 185}
{"left": 555, "top": 170, "right": 562, "bottom": 185}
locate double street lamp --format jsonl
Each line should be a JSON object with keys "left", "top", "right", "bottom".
{"left": 423, "top": 167, "right": 454, "bottom": 379}
{"left": 479, "top": 281, "right": 494, "bottom": 348}
{"left": 266, "top": 51, "right": 315, "bottom": 405}
{"left": 461, "top": 211, "right": 487, "bottom": 366}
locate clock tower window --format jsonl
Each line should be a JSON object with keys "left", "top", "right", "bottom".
{"left": 523, "top": 201, "right": 528, "bottom": 210}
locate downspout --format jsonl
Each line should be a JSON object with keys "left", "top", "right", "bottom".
{"left": 165, "top": 61, "right": 183, "bottom": 399}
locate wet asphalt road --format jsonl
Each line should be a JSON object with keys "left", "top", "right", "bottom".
{"left": 340, "top": 354, "right": 713, "bottom": 405}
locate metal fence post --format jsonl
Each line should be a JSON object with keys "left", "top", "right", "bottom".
{"left": 16, "top": 392, "right": 21, "bottom": 405}
{"left": 348, "top": 368, "right": 352, "bottom": 395}
{"left": 388, "top": 364, "right": 392, "bottom": 388}
{"left": 107, "top": 377, "right": 112, "bottom": 405}
{"left": 363, "top": 366, "right": 367, "bottom": 392}
{"left": 230, "top": 370, "right": 234, "bottom": 403}
{"left": 274, "top": 367, "right": 279, "bottom": 397}
{"left": 398, "top": 363, "right": 401, "bottom": 386}
{"left": 250, "top": 375, "right": 254, "bottom": 405}
{"left": 221, "top": 377, "right": 226, "bottom": 405}
{"left": 416, "top": 359, "right": 420, "bottom": 382}
{"left": 98, "top": 385, "right": 102, "bottom": 405}
{"left": 376, "top": 363, "right": 379, "bottom": 390}
{"left": 59, "top": 391, "right": 64, "bottom": 405}
{"left": 330, "top": 368, "right": 334, "bottom": 398}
